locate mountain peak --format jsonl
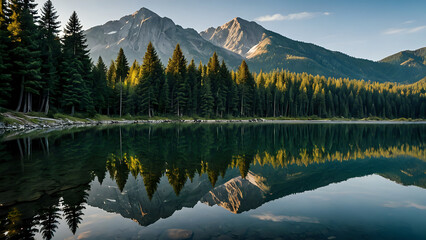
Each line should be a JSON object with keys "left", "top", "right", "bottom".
{"left": 200, "top": 17, "right": 266, "bottom": 57}
{"left": 84, "top": 8, "right": 242, "bottom": 70}
{"left": 131, "top": 7, "right": 160, "bottom": 19}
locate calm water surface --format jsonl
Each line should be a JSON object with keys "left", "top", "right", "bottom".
{"left": 0, "top": 123, "right": 425, "bottom": 240}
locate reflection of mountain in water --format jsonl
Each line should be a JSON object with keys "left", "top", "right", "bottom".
{"left": 87, "top": 169, "right": 240, "bottom": 226}
{"left": 0, "top": 124, "right": 425, "bottom": 238}
{"left": 86, "top": 156, "right": 426, "bottom": 224}
{"left": 201, "top": 156, "right": 426, "bottom": 214}
{"left": 202, "top": 171, "right": 269, "bottom": 213}
{"left": 92, "top": 155, "right": 426, "bottom": 226}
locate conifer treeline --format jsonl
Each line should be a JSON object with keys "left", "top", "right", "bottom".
{"left": 0, "top": 1, "right": 425, "bottom": 118}
{"left": 95, "top": 43, "right": 426, "bottom": 119}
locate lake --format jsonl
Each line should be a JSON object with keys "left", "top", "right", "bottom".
{"left": 0, "top": 123, "right": 425, "bottom": 240}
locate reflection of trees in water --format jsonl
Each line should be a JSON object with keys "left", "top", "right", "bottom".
{"left": 0, "top": 124, "right": 425, "bottom": 239}
{"left": 103, "top": 124, "right": 424, "bottom": 196}
{"left": 1, "top": 185, "right": 89, "bottom": 240}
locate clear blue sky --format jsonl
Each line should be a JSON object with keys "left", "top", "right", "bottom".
{"left": 34, "top": 0, "right": 426, "bottom": 61}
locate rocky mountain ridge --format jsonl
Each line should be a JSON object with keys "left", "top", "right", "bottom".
{"left": 84, "top": 7, "right": 426, "bottom": 83}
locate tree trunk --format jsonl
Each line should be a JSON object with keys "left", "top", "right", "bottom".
{"left": 16, "top": 76, "right": 24, "bottom": 112}
{"left": 240, "top": 95, "right": 243, "bottom": 116}
{"left": 39, "top": 94, "right": 46, "bottom": 112}
{"left": 23, "top": 93, "right": 28, "bottom": 113}
{"left": 120, "top": 77, "right": 122, "bottom": 117}
{"left": 44, "top": 91, "right": 50, "bottom": 115}
{"left": 177, "top": 101, "right": 180, "bottom": 117}
{"left": 71, "top": 105, "right": 75, "bottom": 116}
{"left": 273, "top": 93, "right": 276, "bottom": 117}
{"left": 28, "top": 93, "right": 32, "bottom": 112}
{"left": 285, "top": 102, "right": 289, "bottom": 117}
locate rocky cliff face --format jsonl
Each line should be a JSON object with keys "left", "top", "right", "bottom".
{"left": 200, "top": 18, "right": 267, "bottom": 57}
{"left": 84, "top": 7, "right": 242, "bottom": 66}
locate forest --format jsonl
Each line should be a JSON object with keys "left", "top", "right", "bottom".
{"left": 0, "top": 0, "right": 425, "bottom": 119}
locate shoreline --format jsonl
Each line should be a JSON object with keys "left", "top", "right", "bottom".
{"left": 1, "top": 113, "right": 425, "bottom": 135}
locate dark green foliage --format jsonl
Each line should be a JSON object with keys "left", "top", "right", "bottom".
{"left": 237, "top": 60, "right": 256, "bottom": 116}
{"left": 114, "top": 48, "right": 129, "bottom": 117}
{"left": 0, "top": 0, "right": 11, "bottom": 106}
{"left": 92, "top": 57, "right": 108, "bottom": 113}
{"left": 8, "top": 0, "right": 42, "bottom": 112}
{"left": 200, "top": 78, "right": 214, "bottom": 117}
{"left": 38, "top": 0, "right": 61, "bottom": 114}
{"left": 166, "top": 44, "right": 188, "bottom": 116}
{"left": 61, "top": 11, "right": 94, "bottom": 115}
{"left": 137, "top": 42, "right": 164, "bottom": 116}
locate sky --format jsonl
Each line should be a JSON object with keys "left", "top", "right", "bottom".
{"left": 33, "top": 0, "right": 426, "bottom": 61}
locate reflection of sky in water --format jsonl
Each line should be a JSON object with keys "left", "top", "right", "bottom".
{"left": 45, "top": 174, "right": 426, "bottom": 239}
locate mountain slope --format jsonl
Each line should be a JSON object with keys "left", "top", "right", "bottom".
{"left": 202, "top": 18, "right": 426, "bottom": 83}
{"left": 380, "top": 47, "right": 426, "bottom": 68}
{"left": 200, "top": 17, "right": 266, "bottom": 57}
{"left": 84, "top": 8, "right": 243, "bottom": 66}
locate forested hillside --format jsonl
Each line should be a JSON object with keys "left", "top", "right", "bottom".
{"left": 0, "top": 1, "right": 425, "bottom": 119}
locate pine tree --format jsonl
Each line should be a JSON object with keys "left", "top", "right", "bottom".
{"left": 92, "top": 57, "right": 107, "bottom": 113}
{"left": 236, "top": 60, "right": 255, "bottom": 116}
{"left": 217, "top": 60, "right": 229, "bottom": 117}
{"left": 187, "top": 59, "right": 200, "bottom": 115}
{"left": 62, "top": 60, "right": 83, "bottom": 115}
{"left": 61, "top": 11, "right": 93, "bottom": 115}
{"left": 38, "top": 0, "right": 61, "bottom": 114}
{"left": 137, "top": 42, "right": 164, "bottom": 116}
{"left": 8, "top": 0, "right": 42, "bottom": 112}
{"left": 127, "top": 60, "right": 140, "bottom": 86}
{"left": 106, "top": 61, "right": 116, "bottom": 115}
{"left": 115, "top": 48, "right": 129, "bottom": 117}
{"left": 159, "top": 78, "right": 170, "bottom": 114}
{"left": 200, "top": 78, "right": 214, "bottom": 118}
{"left": 206, "top": 52, "right": 221, "bottom": 116}
{"left": 0, "top": 0, "right": 11, "bottom": 107}
{"left": 166, "top": 44, "right": 187, "bottom": 116}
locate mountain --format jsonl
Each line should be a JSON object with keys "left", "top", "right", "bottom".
{"left": 200, "top": 17, "right": 266, "bottom": 57}
{"left": 201, "top": 18, "right": 426, "bottom": 83}
{"left": 380, "top": 47, "right": 426, "bottom": 68}
{"left": 85, "top": 7, "right": 425, "bottom": 83}
{"left": 84, "top": 8, "right": 243, "bottom": 66}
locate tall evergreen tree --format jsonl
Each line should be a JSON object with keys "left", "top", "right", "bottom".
{"left": 187, "top": 59, "right": 200, "bottom": 115}
{"left": 106, "top": 61, "right": 116, "bottom": 115}
{"left": 206, "top": 52, "right": 223, "bottom": 116}
{"left": 8, "top": 0, "right": 42, "bottom": 112}
{"left": 39, "top": 0, "right": 61, "bottom": 114}
{"left": 219, "top": 60, "right": 231, "bottom": 117}
{"left": 236, "top": 60, "right": 255, "bottom": 116}
{"left": 61, "top": 11, "right": 93, "bottom": 115}
{"left": 92, "top": 57, "right": 108, "bottom": 113}
{"left": 114, "top": 48, "right": 129, "bottom": 117}
{"left": 137, "top": 42, "right": 164, "bottom": 116}
{"left": 0, "top": 0, "right": 11, "bottom": 107}
{"left": 166, "top": 44, "right": 187, "bottom": 116}
{"left": 200, "top": 77, "right": 214, "bottom": 117}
